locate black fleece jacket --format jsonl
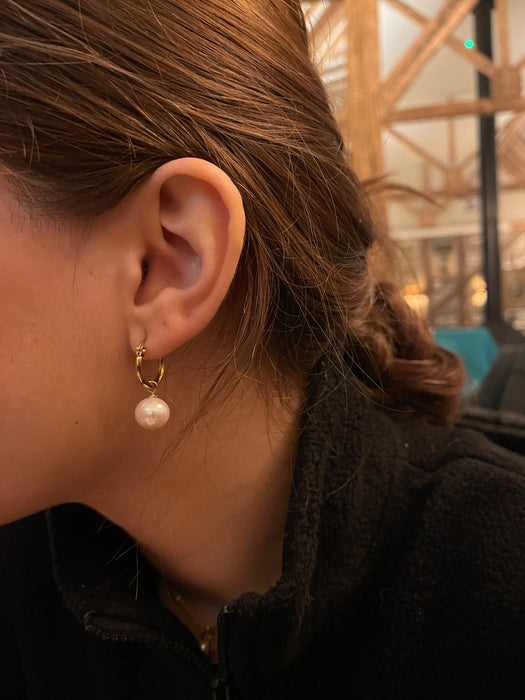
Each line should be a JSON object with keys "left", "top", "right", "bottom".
{"left": 1, "top": 359, "right": 525, "bottom": 699}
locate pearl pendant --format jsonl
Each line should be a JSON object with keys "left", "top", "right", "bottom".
{"left": 135, "top": 396, "right": 170, "bottom": 430}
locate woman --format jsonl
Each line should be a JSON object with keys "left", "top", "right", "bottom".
{"left": 0, "top": 1, "right": 524, "bottom": 698}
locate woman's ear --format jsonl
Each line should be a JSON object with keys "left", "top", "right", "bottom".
{"left": 126, "top": 158, "right": 245, "bottom": 358}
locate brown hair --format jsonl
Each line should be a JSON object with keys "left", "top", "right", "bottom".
{"left": 0, "top": 0, "right": 464, "bottom": 424}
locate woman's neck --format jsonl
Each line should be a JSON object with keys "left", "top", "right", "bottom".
{"left": 80, "top": 375, "right": 303, "bottom": 624}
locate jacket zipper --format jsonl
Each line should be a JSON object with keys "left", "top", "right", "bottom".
{"left": 84, "top": 607, "right": 237, "bottom": 699}
{"left": 211, "top": 605, "right": 233, "bottom": 700}
{"left": 82, "top": 610, "right": 210, "bottom": 676}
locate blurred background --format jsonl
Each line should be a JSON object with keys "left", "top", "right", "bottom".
{"left": 302, "top": 0, "right": 525, "bottom": 446}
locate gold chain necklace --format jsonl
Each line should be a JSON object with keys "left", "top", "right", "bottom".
{"left": 171, "top": 590, "right": 217, "bottom": 657}
{"left": 158, "top": 576, "right": 217, "bottom": 659}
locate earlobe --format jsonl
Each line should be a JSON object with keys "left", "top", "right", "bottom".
{"left": 127, "top": 159, "right": 245, "bottom": 359}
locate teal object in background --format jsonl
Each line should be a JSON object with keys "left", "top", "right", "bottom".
{"left": 433, "top": 326, "right": 498, "bottom": 396}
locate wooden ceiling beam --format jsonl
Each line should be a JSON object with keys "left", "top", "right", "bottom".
{"left": 302, "top": 1, "right": 319, "bottom": 26}
{"left": 385, "top": 113, "right": 524, "bottom": 195}
{"left": 387, "top": 180, "right": 525, "bottom": 200}
{"left": 499, "top": 156, "right": 525, "bottom": 182}
{"left": 388, "top": 96, "right": 525, "bottom": 122}
{"left": 497, "top": 112, "right": 525, "bottom": 154}
{"left": 322, "top": 61, "right": 348, "bottom": 79}
{"left": 388, "top": 127, "right": 449, "bottom": 174}
{"left": 496, "top": 0, "right": 510, "bottom": 67}
{"left": 380, "top": 0, "right": 479, "bottom": 117}
{"left": 327, "top": 77, "right": 350, "bottom": 95}
{"left": 318, "top": 22, "right": 347, "bottom": 68}
{"left": 510, "top": 221, "right": 525, "bottom": 233}
{"left": 383, "top": 0, "right": 496, "bottom": 79}
{"left": 343, "top": 0, "right": 383, "bottom": 181}
{"left": 450, "top": 115, "right": 525, "bottom": 180}
{"left": 457, "top": 150, "right": 478, "bottom": 175}
{"left": 309, "top": 3, "right": 341, "bottom": 43}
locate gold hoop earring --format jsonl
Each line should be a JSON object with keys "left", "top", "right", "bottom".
{"left": 134, "top": 343, "right": 170, "bottom": 430}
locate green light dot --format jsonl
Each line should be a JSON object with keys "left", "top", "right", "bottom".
{"left": 465, "top": 40, "right": 475, "bottom": 49}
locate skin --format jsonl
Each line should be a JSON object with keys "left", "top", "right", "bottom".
{"left": 0, "top": 158, "right": 304, "bottom": 639}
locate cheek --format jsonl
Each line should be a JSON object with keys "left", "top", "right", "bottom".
{"left": 0, "top": 268, "right": 126, "bottom": 523}
{"left": 4, "top": 270, "right": 85, "bottom": 411}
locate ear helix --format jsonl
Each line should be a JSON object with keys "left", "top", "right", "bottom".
{"left": 134, "top": 343, "right": 170, "bottom": 430}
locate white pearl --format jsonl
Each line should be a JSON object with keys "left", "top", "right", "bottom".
{"left": 135, "top": 397, "right": 170, "bottom": 430}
